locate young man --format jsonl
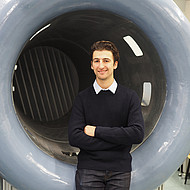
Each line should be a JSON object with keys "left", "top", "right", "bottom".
{"left": 68, "top": 40, "right": 144, "bottom": 190}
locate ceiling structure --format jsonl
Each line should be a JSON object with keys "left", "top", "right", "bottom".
{"left": 174, "top": 0, "right": 190, "bottom": 20}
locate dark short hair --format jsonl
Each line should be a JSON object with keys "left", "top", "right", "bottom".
{"left": 90, "top": 40, "right": 120, "bottom": 62}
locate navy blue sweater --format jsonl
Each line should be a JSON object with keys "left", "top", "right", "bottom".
{"left": 68, "top": 84, "right": 144, "bottom": 172}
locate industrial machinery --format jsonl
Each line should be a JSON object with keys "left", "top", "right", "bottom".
{"left": 0, "top": 0, "right": 190, "bottom": 189}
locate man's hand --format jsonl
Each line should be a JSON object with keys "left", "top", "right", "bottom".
{"left": 84, "top": 125, "right": 96, "bottom": 137}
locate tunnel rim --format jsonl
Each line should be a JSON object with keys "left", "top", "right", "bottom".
{"left": 11, "top": 9, "right": 166, "bottom": 163}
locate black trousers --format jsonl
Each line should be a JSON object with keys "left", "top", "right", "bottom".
{"left": 75, "top": 169, "right": 131, "bottom": 190}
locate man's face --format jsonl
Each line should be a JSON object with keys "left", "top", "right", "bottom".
{"left": 91, "top": 50, "right": 118, "bottom": 82}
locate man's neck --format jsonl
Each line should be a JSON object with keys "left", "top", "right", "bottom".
{"left": 96, "top": 78, "right": 114, "bottom": 89}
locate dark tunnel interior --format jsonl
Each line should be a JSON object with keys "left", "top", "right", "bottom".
{"left": 12, "top": 10, "right": 166, "bottom": 164}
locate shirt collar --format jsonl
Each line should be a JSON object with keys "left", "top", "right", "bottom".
{"left": 93, "top": 79, "right": 118, "bottom": 94}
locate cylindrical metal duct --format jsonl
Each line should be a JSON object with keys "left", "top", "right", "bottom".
{"left": 12, "top": 10, "right": 166, "bottom": 163}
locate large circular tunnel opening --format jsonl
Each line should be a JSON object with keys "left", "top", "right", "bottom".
{"left": 12, "top": 10, "right": 166, "bottom": 164}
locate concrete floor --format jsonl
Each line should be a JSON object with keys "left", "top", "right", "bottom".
{"left": 163, "top": 171, "right": 190, "bottom": 190}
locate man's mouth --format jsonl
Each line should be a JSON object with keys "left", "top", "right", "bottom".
{"left": 98, "top": 70, "right": 107, "bottom": 74}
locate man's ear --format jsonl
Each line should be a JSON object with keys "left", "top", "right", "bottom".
{"left": 113, "top": 61, "right": 118, "bottom": 69}
{"left": 91, "top": 61, "right": 94, "bottom": 70}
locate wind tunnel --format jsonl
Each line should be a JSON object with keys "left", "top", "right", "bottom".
{"left": 1, "top": 0, "right": 190, "bottom": 190}
{"left": 12, "top": 10, "right": 166, "bottom": 164}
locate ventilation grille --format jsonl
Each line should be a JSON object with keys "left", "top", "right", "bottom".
{"left": 13, "top": 46, "right": 78, "bottom": 122}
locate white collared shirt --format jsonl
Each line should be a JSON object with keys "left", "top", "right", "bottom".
{"left": 93, "top": 79, "right": 118, "bottom": 94}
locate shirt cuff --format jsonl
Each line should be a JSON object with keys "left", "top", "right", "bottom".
{"left": 95, "top": 126, "right": 100, "bottom": 137}
{"left": 95, "top": 126, "right": 104, "bottom": 138}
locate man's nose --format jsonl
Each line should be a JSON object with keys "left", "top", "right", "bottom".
{"left": 99, "top": 60, "right": 104, "bottom": 68}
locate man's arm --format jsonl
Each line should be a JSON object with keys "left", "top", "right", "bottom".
{"left": 85, "top": 92, "right": 144, "bottom": 145}
{"left": 68, "top": 95, "right": 120, "bottom": 151}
